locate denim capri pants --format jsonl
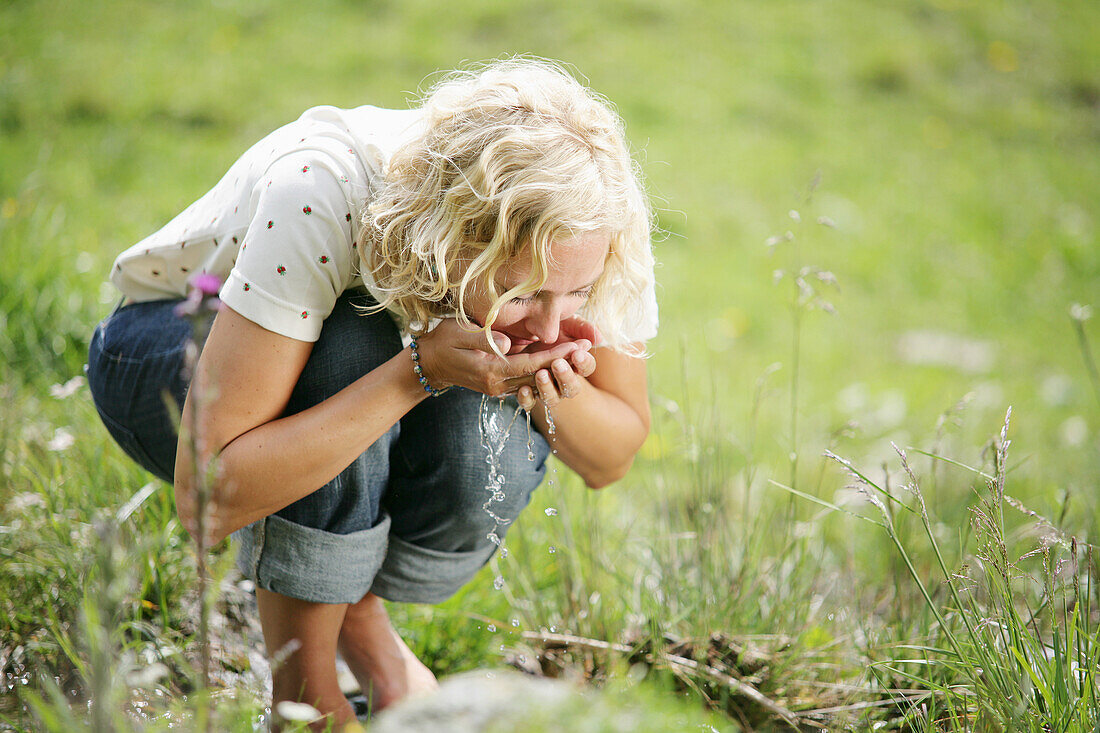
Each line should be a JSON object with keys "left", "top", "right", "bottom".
{"left": 86, "top": 290, "right": 551, "bottom": 605}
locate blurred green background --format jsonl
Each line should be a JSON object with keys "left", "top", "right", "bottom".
{"left": 4, "top": 1, "right": 1098, "bottom": 488}
{"left": 2, "top": 0, "right": 1099, "bottom": 726}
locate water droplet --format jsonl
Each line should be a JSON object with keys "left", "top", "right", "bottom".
{"left": 500, "top": 547, "right": 509, "bottom": 558}
{"left": 544, "top": 507, "right": 557, "bottom": 516}
{"left": 548, "top": 546, "right": 557, "bottom": 554}
{"left": 493, "top": 575, "right": 505, "bottom": 590}
{"left": 488, "top": 624, "right": 496, "bottom": 632}
{"left": 549, "top": 625, "right": 557, "bottom": 633}
{"left": 517, "top": 655, "right": 527, "bottom": 664}
{"left": 525, "top": 409, "right": 535, "bottom": 460}
{"left": 511, "top": 618, "right": 520, "bottom": 627}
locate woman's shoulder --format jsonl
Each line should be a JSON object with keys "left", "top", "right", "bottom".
{"left": 298, "top": 104, "right": 425, "bottom": 145}
{"left": 246, "top": 105, "right": 424, "bottom": 205}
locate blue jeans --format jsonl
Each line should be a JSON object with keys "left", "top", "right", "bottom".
{"left": 86, "top": 291, "right": 550, "bottom": 604}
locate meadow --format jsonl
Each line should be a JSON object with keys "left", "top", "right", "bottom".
{"left": 2, "top": 0, "right": 1099, "bottom": 729}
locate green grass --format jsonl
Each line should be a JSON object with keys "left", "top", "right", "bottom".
{"left": 2, "top": 0, "right": 1100, "bottom": 729}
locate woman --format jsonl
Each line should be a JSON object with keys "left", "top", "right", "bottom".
{"left": 87, "top": 58, "right": 657, "bottom": 727}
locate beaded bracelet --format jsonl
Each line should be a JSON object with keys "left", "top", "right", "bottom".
{"left": 409, "top": 335, "right": 450, "bottom": 397}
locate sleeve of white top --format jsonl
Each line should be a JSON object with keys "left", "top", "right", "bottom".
{"left": 591, "top": 275, "right": 660, "bottom": 348}
{"left": 621, "top": 276, "right": 659, "bottom": 345}
{"left": 220, "top": 152, "right": 356, "bottom": 342}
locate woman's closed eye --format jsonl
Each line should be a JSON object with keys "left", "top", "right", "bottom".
{"left": 510, "top": 288, "right": 592, "bottom": 305}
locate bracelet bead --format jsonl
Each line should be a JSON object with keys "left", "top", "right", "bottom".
{"left": 409, "top": 335, "right": 449, "bottom": 397}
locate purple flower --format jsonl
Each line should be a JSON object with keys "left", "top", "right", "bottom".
{"left": 175, "top": 273, "right": 224, "bottom": 318}
{"left": 190, "top": 272, "right": 223, "bottom": 296}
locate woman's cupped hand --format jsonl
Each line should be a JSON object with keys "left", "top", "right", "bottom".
{"left": 414, "top": 317, "right": 599, "bottom": 404}
{"left": 513, "top": 316, "right": 600, "bottom": 410}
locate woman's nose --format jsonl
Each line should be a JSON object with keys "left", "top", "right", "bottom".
{"left": 527, "top": 303, "right": 562, "bottom": 343}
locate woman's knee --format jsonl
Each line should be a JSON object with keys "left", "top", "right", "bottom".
{"left": 86, "top": 300, "right": 195, "bottom": 481}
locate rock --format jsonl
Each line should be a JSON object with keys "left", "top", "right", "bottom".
{"left": 367, "top": 669, "right": 576, "bottom": 732}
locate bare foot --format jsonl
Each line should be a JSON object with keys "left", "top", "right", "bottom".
{"left": 337, "top": 593, "right": 439, "bottom": 712}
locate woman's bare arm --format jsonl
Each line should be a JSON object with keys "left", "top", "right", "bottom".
{"left": 174, "top": 306, "right": 585, "bottom": 545}
{"left": 173, "top": 306, "right": 428, "bottom": 544}
{"left": 524, "top": 345, "right": 650, "bottom": 489}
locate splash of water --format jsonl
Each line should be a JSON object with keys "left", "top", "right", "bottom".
{"left": 478, "top": 394, "right": 524, "bottom": 555}
{"left": 478, "top": 393, "right": 561, "bottom": 593}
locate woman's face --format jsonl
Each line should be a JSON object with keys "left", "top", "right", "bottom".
{"left": 464, "top": 231, "right": 610, "bottom": 354}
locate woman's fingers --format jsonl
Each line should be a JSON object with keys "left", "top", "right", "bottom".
{"left": 517, "top": 385, "right": 536, "bottom": 412}
{"left": 558, "top": 316, "right": 603, "bottom": 346}
{"left": 570, "top": 348, "right": 596, "bottom": 378}
{"left": 499, "top": 342, "right": 578, "bottom": 379}
{"left": 552, "top": 359, "right": 578, "bottom": 398}
{"left": 421, "top": 319, "right": 594, "bottom": 398}
{"left": 533, "top": 357, "right": 584, "bottom": 407}
{"left": 534, "top": 368, "right": 560, "bottom": 406}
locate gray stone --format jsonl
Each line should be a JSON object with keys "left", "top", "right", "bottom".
{"left": 367, "top": 669, "right": 576, "bottom": 732}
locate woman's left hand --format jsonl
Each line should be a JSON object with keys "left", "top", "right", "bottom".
{"left": 516, "top": 322, "right": 599, "bottom": 410}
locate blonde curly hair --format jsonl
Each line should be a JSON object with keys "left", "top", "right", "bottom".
{"left": 360, "top": 57, "right": 654, "bottom": 354}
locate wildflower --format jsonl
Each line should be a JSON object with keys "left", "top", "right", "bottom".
{"left": 765, "top": 231, "right": 794, "bottom": 249}
{"left": 49, "top": 376, "right": 85, "bottom": 399}
{"left": 1069, "top": 303, "right": 1092, "bottom": 322}
{"left": 275, "top": 701, "right": 323, "bottom": 723}
{"left": 47, "top": 428, "right": 75, "bottom": 452}
{"left": 190, "top": 272, "right": 222, "bottom": 297}
{"left": 9, "top": 492, "right": 47, "bottom": 511}
{"left": 126, "top": 662, "right": 169, "bottom": 688}
{"left": 174, "top": 274, "right": 224, "bottom": 317}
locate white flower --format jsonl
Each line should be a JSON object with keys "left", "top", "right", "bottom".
{"left": 49, "top": 376, "right": 85, "bottom": 399}
{"left": 9, "top": 493, "right": 47, "bottom": 511}
{"left": 47, "top": 428, "right": 75, "bottom": 452}
{"left": 126, "top": 662, "right": 168, "bottom": 688}
{"left": 275, "top": 701, "right": 323, "bottom": 723}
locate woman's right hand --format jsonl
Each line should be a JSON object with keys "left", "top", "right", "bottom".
{"left": 413, "top": 319, "right": 590, "bottom": 397}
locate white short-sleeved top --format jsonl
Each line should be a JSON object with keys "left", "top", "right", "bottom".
{"left": 111, "top": 104, "right": 659, "bottom": 345}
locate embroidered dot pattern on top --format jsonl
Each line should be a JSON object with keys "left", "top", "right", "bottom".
{"left": 110, "top": 105, "right": 427, "bottom": 342}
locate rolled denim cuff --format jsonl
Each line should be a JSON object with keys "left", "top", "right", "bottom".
{"left": 369, "top": 534, "right": 497, "bottom": 604}
{"left": 233, "top": 512, "right": 391, "bottom": 604}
